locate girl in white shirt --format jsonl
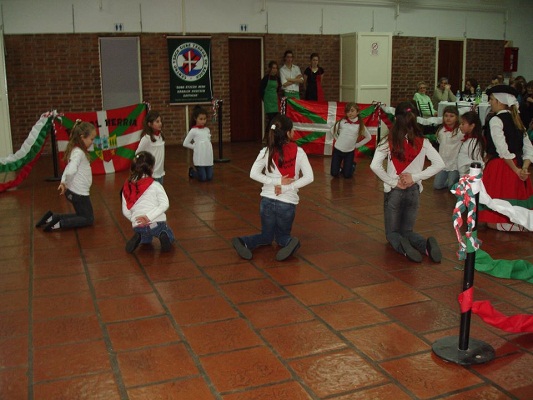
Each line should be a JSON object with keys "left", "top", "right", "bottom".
{"left": 330, "top": 102, "right": 371, "bottom": 178}
{"left": 370, "top": 102, "right": 444, "bottom": 263}
{"left": 36, "top": 120, "right": 96, "bottom": 232}
{"left": 457, "top": 111, "right": 485, "bottom": 176}
{"left": 122, "top": 151, "right": 174, "bottom": 253}
{"left": 136, "top": 110, "right": 165, "bottom": 184}
{"left": 433, "top": 105, "right": 464, "bottom": 189}
{"left": 183, "top": 106, "right": 214, "bottom": 182}
{"left": 232, "top": 115, "right": 314, "bottom": 261}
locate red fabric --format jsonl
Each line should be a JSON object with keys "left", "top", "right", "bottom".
{"left": 458, "top": 287, "right": 474, "bottom": 313}
{"left": 443, "top": 125, "right": 454, "bottom": 132}
{"left": 390, "top": 137, "right": 424, "bottom": 174}
{"left": 472, "top": 300, "right": 533, "bottom": 333}
{"left": 273, "top": 142, "right": 298, "bottom": 178}
{"left": 0, "top": 146, "right": 44, "bottom": 193}
{"left": 316, "top": 74, "right": 325, "bottom": 102}
{"left": 122, "top": 177, "right": 154, "bottom": 209}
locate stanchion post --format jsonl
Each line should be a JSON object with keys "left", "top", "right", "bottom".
{"left": 214, "top": 99, "right": 229, "bottom": 163}
{"left": 432, "top": 162, "right": 495, "bottom": 365}
{"left": 377, "top": 105, "right": 381, "bottom": 144}
{"left": 46, "top": 119, "right": 61, "bottom": 181}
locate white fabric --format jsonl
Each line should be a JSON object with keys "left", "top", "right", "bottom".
{"left": 333, "top": 119, "right": 371, "bottom": 153}
{"left": 436, "top": 127, "right": 464, "bottom": 171}
{"left": 61, "top": 147, "right": 92, "bottom": 196}
{"left": 122, "top": 181, "right": 169, "bottom": 227}
{"left": 250, "top": 146, "right": 314, "bottom": 205}
{"left": 370, "top": 138, "right": 445, "bottom": 193}
{"left": 493, "top": 92, "right": 519, "bottom": 108}
{"left": 136, "top": 134, "right": 165, "bottom": 178}
{"left": 280, "top": 64, "right": 302, "bottom": 93}
{"left": 457, "top": 138, "right": 484, "bottom": 176}
{"left": 183, "top": 127, "right": 214, "bottom": 166}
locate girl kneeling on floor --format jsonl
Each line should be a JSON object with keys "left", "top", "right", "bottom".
{"left": 122, "top": 151, "right": 175, "bottom": 253}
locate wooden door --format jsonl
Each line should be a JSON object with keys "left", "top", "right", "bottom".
{"left": 228, "top": 38, "right": 262, "bottom": 142}
{"left": 437, "top": 40, "right": 464, "bottom": 94}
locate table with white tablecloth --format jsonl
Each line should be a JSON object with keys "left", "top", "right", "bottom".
{"left": 438, "top": 101, "right": 491, "bottom": 125}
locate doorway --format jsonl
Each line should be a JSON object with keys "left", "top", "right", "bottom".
{"left": 436, "top": 39, "right": 465, "bottom": 94}
{"left": 228, "top": 38, "right": 262, "bottom": 142}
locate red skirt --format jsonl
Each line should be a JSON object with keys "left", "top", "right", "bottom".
{"left": 479, "top": 158, "right": 533, "bottom": 224}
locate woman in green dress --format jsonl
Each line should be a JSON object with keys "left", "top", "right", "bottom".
{"left": 260, "top": 61, "right": 282, "bottom": 135}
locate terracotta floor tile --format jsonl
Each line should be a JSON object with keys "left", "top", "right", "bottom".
{"left": 33, "top": 372, "right": 121, "bottom": 400}
{"left": 87, "top": 258, "right": 143, "bottom": 280}
{"left": 0, "top": 367, "right": 28, "bottom": 400}
{"left": 386, "top": 301, "right": 460, "bottom": 333}
{"left": 83, "top": 244, "right": 131, "bottom": 264}
{"left": 33, "top": 314, "right": 102, "bottom": 347}
{"left": 220, "top": 278, "right": 286, "bottom": 304}
{"left": 328, "top": 264, "right": 394, "bottom": 289}
{"left": 289, "top": 348, "right": 388, "bottom": 398}
{"left": 0, "top": 272, "right": 29, "bottom": 292}
{"left": 32, "top": 292, "right": 94, "bottom": 320}
{"left": 98, "top": 293, "right": 165, "bottom": 323}
{"left": 33, "top": 273, "right": 90, "bottom": 297}
{"left": 222, "top": 381, "right": 312, "bottom": 400}
{"left": 439, "top": 385, "right": 513, "bottom": 399}
{"left": 155, "top": 277, "right": 218, "bottom": 303}
{"left": 33, "top": 340, "right": 111, "bottom": 381}
{"left": 344, "top": 322, "right": 430, "bottom": 361}
{"left": 168, "top": 294, "right": 238, "bottom": 326}
{"left": 380, "top": 352, "right": 483, "bottom": 399}
{"left": 144, "top": 259, "right": 202, "bottom": 282}
{"left": 239, "top": 297, "right": 314, "bottom": 328}
{"left": 0, "top": 290, "right": 28, "bottom": 313}
{"left": 179, "top": 236, "right": 230, "bottom": 253}
{"left": 304, "top": 250, "right": 362, "bottom": 271}
{"left": 128, "top": 377, "right": 216, "bottom": 400}
{"left": 0, "top": 336, "right": 28, "bottom": 368}
{"left": 332, "top": 383, "right": 414, "bottom": 400}
{"left": 117, "top": 343, "right": 197, "bottom": 387}
{"left": 285, "top": 280, "right": 355, "bottom": 306}
{"left": 92, "top": 274, "right": 153, "bottom": 298}
{"left": 189, "top": 247, "right": 252, "bottom": 268}
{"left": 0, "top": 310, "right": 29, "bottom": 339}
{"left": 183, "top": 318, "right": 263, "bottom": 355}
{"left": 311, "top": 299, "right": 390, "bottom": 330}
{"left": 390, "top": 266, "right": 457, "bottom": 289}
{"left": 261, "top": 320, "right": 347, "bottom": 359}
{"left": 265, "top": 263, "right": 327, "bottom": 285}
{"left": 107, "top": 316, "right": 181, "bottom": 351}
{"left": 201, "top": 346, "right": 291, "bottom": 393}
{"left": 353, "top": 281, "right": 430, "bottom": 308}
{"left": 203, "top": 263, "right": 264, "bottom": 283}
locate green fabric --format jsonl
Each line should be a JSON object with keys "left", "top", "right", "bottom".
{"left": 264, "top": 79, "right": 279, "bottom": 114}
{"left": 475, "top": 248, "right": 533, "bottom": 283}
{"left": 284, "top": 90, "right": 300, "bottom": 99}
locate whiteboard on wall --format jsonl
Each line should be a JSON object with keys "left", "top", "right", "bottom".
{"left": 0, "top": 28, "right": 13, "bottom": 157}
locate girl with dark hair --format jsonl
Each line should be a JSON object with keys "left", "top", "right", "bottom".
{"left": 122, "top": 151, "right": 175, "bottom": 253}
{"left": 433, "top": 105, "right": 463, "bottom": 189}
{"left": 36, "top": 120, "right": 96, "bottom": 232}
{"left": 232, "top": 114, "right": 314, "bottom": 261}
{"left": 303, "top": 53, "right": 325, "bottom": 101}
{"left": 457, "top": 111, "right": 486, "bottom": 176}
{"left": 136, "top": 110, "right": 166, "bottom": 184}
{"left": 260, "top": 60, "right": 281, "bottom": 134}
{"left": 370, "top": 102, "right": 445, "bottom": 263}
{"left": 183, "top": 105, "right": 214, "bottom": 181}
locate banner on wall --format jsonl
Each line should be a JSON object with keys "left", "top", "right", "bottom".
{"left": 167, "top": 36, "right": 213, "bottom": 104}
{"left": 54, "top": 103, "right": 147, "bottom": 175}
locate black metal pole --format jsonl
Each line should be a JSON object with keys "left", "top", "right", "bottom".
{"left": 377, "top": 105, "right": 381, "bottom": 144}
{"left": 46, "top": 119, "right": 61, "bottom": 181}
{"left": 214, "top": 100, "right": 229, "bottom": 163}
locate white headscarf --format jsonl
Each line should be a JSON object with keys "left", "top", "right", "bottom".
{"left": 493, "top": 92, "right": 519, "bottom": 108}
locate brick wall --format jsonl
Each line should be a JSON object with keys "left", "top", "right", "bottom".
{"left": 5, "top": 33, "right": 504, "bottom": 150}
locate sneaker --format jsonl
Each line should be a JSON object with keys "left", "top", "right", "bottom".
{"left": 35, "top": 210, "right": 53, "bottom": 228}
{"left": 231, "top": 237, "right": 252, "bottom": 260}
{"left": 426, "top": 237, "right": 442, "bottom": 263}
{"left": 43, "top": 215, "right": 61, "bottom": 232}
{"left": 125, "top": 233, "right": 141, "bottom": 253}
{"left": 188, "top": 167, "right": 194, "bottom": 179}
{"left": 159, "top": 232, "right": 172, "bottom": 252}
{"left": 399, "top": 237, "right": 422, "bottom": 263}
{"left": 276, "top": 237, "right": 300, "bottom": 261}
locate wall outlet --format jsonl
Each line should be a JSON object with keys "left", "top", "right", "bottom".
{"left": 114, "top": 23, "right": 124, "bottom": 32}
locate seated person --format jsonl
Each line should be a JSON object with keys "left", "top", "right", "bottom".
{"left": 432, "top": 77, "right": 456, "bottom": 108}
{"left": 413, "top": 81, "right": 437, "bottom": 117}
{"left": 462, "top": 78, "right": 478, "bottom": 98}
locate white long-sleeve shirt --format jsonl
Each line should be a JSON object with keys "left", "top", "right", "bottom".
{"left": 183, "top": 127, "right": 214, "bottom": 166}
{"left": 122, "top": 181, "right": 169, "bottom": 227}
{"left": 458, "top": 138, "right": 485, "bottom": 176}
{"left": 333, "top": 119, "right": 371, "bottom": 152}
{"left": 370, "top": 137, "right": 444, "bottom": 193}
{"left": 489, "top": 110, "right": 533, "bottom": 161}
{"left": 136, "top": 134, "right": 165, "bottom": 179}
{"left": 250, "top": 146, "right": 314, "bottom": 205}
{"left": 61, "top": 147, "right": 92, "bottom": 196}
{"left": 436, "top": 127, "right": 464, "bottom": 171}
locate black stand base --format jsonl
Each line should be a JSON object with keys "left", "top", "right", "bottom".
{"left": 432, "top": 336, "right": 495, "bottom": 365}
{"left": 45, "top": 177, "right": 61, "bottom": 182}
{"left": 214, "top": 158, "right": 230, "bottom": 163}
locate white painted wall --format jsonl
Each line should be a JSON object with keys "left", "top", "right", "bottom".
{"left": 0, "top": 0, "right": 531, "bottom": 78}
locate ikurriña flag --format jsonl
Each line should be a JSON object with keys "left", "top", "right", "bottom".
{"left": 54, "top": 103, "right": 147, "bottom": 175}
{"left": 285, "top": 98, "right": 394, "bottom": 156}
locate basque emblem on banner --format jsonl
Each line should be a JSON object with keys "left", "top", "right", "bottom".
{"left": 54, "top": 103, "right": 147, "bottom": 175}
{"left": 285, "top": 98, "right": 394, "bottom": 156}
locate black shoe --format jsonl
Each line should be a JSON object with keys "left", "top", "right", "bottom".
{"left": 159, "top": 232, "right": 172, "bottom": 252}
{"left": 426, "top": 237, "right": 442, "bottom": 263}
{"left": 188, "top": 167, "right": 194, "bottom": 179}
{"left": 125, "top": 233, "right": 141, "bottom": 253}
{"left": 399, "top": 237, "right": 422, "bottom": 263}
{"left": 232, "top": 237, "right": 252, "bottom": 260}
{"left": 36, "top": 211, "right": 53, "bottom": 228}
{"left": 276, "top": 237, "right": 300, "bottom": 261}
{"left": 43, "top": 215, "right": 61, "bottom": 232}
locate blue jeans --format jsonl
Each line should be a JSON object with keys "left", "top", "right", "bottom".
{"left": 330, "top": 148, "right": 355, "bottom": 178}
{"left": 192, "top": 165, "right": 213, "bottom": 182}
{"left": 133, "top": 221, "right": 175, "bottom": 244}
{"left": 58, "top": 189, "right": 94, "bottom": 229}
{"left": 384, "top": 185, "right": 427, "bottom": 255}
{"left": 240, "top": 197, "right": 296, "bottom": 250}
{"left": 433, "top": 169, "right": 459, "bottom": 190}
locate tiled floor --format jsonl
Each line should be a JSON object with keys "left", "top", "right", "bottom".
{"left": 1, "top": 142, "right": 532, "bottom": 399}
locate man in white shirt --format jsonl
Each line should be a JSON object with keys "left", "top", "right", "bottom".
{"left": 279, "top": 50, "right": 303, "bottom": 99}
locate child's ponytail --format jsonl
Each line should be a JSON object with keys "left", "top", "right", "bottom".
{"left": 266, "top": 115, "right": 293, "bottom": 172}
{"left": 129, "top": 151, "right": 155, "bottom": 182}
{"left": 63, "top": 120, "right": 95, "bottom": 162}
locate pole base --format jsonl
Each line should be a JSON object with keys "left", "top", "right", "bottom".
{"left": 214, "top": 159, "right": 230, "bottom": 163}
{"left": 432, "top": 336, "right": 495, "bottom": 365}
{"left": 45, "top": 177, "right": 61, "bottom": 182}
